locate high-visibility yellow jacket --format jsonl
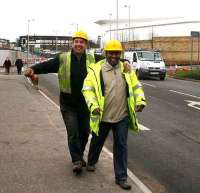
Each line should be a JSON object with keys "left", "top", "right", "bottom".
{"left": 82, "top": 60, "right": 146, "bottom": 135}
{"left": 58, "top": 51, "right": 95, "bottom": 93}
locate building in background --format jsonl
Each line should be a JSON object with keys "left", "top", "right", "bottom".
{"left": 18, "top": 35, "right": 100, "bottom": 55}
{"left": 19, "top": 35, "right": 73, "bottom": 54}
{"left": 95, "top": 17, "right": 200, "bottom": 65}
{"left": 95, "top": 17, "right": 200, "bottom": 42}
{"left": 0, "top": 39, "right": 10, "bottom": 49}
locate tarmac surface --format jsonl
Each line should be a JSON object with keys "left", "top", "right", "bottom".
{"left": 0, "top": 72, "right": 146, "bottom": 193}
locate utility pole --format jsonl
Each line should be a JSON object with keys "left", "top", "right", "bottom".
{"left": 53, "top": 30, "right": 58, "bottom": 52}
{"left": 71, "top": 23, "right": 79, "bottom": 32}
{"left": 109, "top": 13, "right": 112, "bottom": 40}
{"left": 116, "top": 0, "right": 119, "bottom": 39}
{"left": 151, "top": 26, "right": 154, "bottom": 49}
{"left": 27, "top": 19, "right": 35, "bottom": 67}
{"left": 124, "top": 4, "right": 131, "bottom": 41}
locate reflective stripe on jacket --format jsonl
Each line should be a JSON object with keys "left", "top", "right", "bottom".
{"left": 82, "top": 60, "right": 146, "bottom": 135}
{"left": 58, "top": 51, "right": 95, "bottom": 93}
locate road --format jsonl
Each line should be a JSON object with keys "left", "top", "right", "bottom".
{"left": 38, "top": 74, "right": 200, "bottom": 193}
{"left": 125, "top": 77, "right": 200, "bottom": 193}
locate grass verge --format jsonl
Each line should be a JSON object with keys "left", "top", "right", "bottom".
{"left": 173, "top": 69, "right": 200, "bottom": 80}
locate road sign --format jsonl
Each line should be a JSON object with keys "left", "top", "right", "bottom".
{"left": 190, "top": 31, "right": 200, "bottom": 68}
{"left": 191, "top": 31, "right": 200, "bottom": 37}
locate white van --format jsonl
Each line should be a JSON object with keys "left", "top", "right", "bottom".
{"left": 124, "top": 49, "right": 166, "bottom": 80}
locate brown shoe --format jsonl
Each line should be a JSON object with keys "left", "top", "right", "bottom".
{"left": 115, "top": 181, "right": 132, "bottom": 190}
{"left": 86, "top": 164, "right": 96, "bottom": 172}
{"left": 73, "top": 161, "right": 82, "bottom": 173}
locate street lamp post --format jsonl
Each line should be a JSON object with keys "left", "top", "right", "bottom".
{"left": 151, "top": 26, "right": 154, "bottom": 49}
{"left": 116, "top": 0, "right": 119, "bottom": 39}
{"left": 53, "top": 30, "right": 58, "bottom": 52}
{"left": 27, "top": 19, "right": 35, "bottom": 67}
{"left": 71, "top": 23, "right": 79, "bottom": 32}
{"left": 124, "top": 4, "right": 131, "bottom": 42}
{"left": 55, "top": 31, "right": 58, "bottom": 52}
{"left": 109, "top": 13, "right": 112, "bottom": 40}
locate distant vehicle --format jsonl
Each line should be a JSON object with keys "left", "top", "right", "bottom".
{"left": 94, "top": 48, "right": 103, "bottom": 55}
{"left": 124, "top": 49, "right": 166, "bottom": 80}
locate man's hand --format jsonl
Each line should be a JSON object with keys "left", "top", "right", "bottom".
{"left": 24, "top": 68, "right": 34, "bottom": 77}
{"left": 92, "top": 108, "right": 101, "bottom": 115}
{"left": 24, "top": 68, "right": 38, "bottom": 86}
{"left": 123, "top": 61, "right": 131, "bottom": 73}
{"left": 135, "top": 105, "right": 145, "bottom": 112}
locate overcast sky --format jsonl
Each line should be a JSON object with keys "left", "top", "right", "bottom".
{"left": 1, "top": 0, "right": 200, "bottom": 41}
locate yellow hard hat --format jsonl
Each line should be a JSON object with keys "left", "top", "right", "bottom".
{"left": 72, "top": 30, "right": 88, "bottom": 41}
{"left": 104, "top": 39, "right": 123, "bottom": 51}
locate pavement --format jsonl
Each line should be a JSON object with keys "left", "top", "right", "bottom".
{"left": 0, "top": 69, "right": 147, "bottom": 193}
{"left": 0, "top": 66, "right": 19, "bottom": 75}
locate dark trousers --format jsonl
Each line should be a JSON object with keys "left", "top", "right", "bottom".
{"left": 88, "top": 116, "right": 129, "bottom": 182}
{"left": 5, "top": 67, "right": 10, "bottom": 74}
{"left": 17, "top": 67, "right": 22, "bottom": 74}
{"left": 61, "top": 109, "right": 90, "bottom": 163}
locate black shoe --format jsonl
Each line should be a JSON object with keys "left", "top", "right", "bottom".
{"left": 86, "top": 164, "right": 96, "bottom": 172}
{"left": 82, "top": 159, "right": 86, "bottom": 167}
{"left": 73, "top": 161, "right": 82, "bottom": 173}
{"left": 115, "top": 181, "right": 132, "bottom": 190}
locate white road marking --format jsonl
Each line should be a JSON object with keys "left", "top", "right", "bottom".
{"left": 26, "top": 78, "right": 152, "bottom": 193}
{"left": 139, "top": 124, "right": 151, "bottom": 130}
{"left": 38, "top": 90, "right": 60, "bottom": 109}
{"left": 26, "top": 77, "right": 33, "bottom": 85}
{"left": 103, "top": 147, "right": 153, "bottom": 193}
{"left": 26, "top": 77, "right": 59, "bottom": 108}
{"left": 169, "top": 90, "right": 200, "bottom": 99}
{"left": 142, "top": 82, "right": 156, "bottom": 88}
{"left": 185, "top": 100, "right": 200, "bottom": 110}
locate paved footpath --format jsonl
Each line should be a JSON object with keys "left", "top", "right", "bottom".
{"left": 0, "top": 74, "right": 147, "bottom": 193}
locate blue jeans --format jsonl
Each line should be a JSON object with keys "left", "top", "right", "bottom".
{"left": 88, "top": 116, "right": 129, "bottom": 182}
{"left": 61, "top": 109, "right": 90, "bottom": 163}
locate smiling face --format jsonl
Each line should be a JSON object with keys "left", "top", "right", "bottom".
{"left": 105, "top": 51, "right": 121, "bottom": 66}
{"left": 72, "top": 38, "right": 87, "bottom": 55}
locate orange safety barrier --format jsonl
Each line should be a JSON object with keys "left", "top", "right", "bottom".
{"left": 175, "top": 66, "right": 190, "bottom": 72}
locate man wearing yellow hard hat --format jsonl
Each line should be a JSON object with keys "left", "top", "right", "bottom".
{"left": 25, "top": 30, "right": 104, "bottom": 173}
{"left": 82, "top": 39, "right": 146, "bottom": 190}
